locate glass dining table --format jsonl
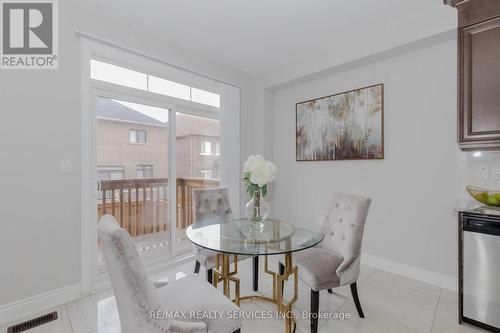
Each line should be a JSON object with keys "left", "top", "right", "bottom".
{"left": 186, "top": 217, "right": 325, "bottom": 333}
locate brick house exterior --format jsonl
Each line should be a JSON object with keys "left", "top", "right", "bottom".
{"left": 175, "top": 112, "right": 220, "bottom": 179}
{"left": 96, "top": 98, "right": 220, "bottom": 180}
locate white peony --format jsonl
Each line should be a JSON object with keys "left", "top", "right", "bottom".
{"left": 243, "top": 155, "right": 277, "bottom": 187}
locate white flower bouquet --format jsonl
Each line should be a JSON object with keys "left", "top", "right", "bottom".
{"left": 243, "top": 155, "right": 277, "bottom": 225}
{"left": 243, "top": 154, "right": 277, "bottom": 197}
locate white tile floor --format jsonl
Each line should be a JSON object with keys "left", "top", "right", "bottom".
{"left": 1, "top": 259, "right": 489, "bottom": 333}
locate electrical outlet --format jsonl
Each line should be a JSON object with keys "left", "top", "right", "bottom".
{"left": 477, "top": 166, "right": 489, "bottom": 180}
{"left": 492, "top": 167, "right": 500, "bottom": 180}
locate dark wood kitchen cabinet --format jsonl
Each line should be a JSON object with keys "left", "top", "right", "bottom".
{"left": 447, "top": 0, "right": 500, "bottom": 150}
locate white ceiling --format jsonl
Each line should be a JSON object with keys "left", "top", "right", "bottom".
{"left": 85, "top": 0, "right": 456, "bottom": 77}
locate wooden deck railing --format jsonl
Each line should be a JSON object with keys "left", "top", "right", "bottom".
{"left": 98, "top": 177, "right": 219, "bottom": 237}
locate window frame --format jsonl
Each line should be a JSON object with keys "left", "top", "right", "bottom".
{"left": 136, "top": 164, "right": 153, "bottom": 179}
{"left": 97, "top": 165, "right": 125, "bottom": 180}
{"left": 200, "top": 140, "right": 212, "bottom": 156}
{"left": 129, "top": 128, "right": 147, "bottom": 144}
{"left": 200, "top": 169, "right": 213, "bottom": 179}
{"left": 215, "top": 141, "right": 221, "bottom": 156}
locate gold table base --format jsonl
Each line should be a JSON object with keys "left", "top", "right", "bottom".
{"left": 213, "top": 253, "right": 298, "bottom": 333}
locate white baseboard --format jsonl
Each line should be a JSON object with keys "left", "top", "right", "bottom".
{"left": 361, "top": 254, "right": 457, "bottom": 291}
{"left": 0, "top": 283, "right": 82, "bottom": 326}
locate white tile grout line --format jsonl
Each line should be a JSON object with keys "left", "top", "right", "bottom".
{"left": 429, "top": 287, "right": 443, "bottom": 333}
{"left": 63, "top": 304, "right": 76, "bottom": 333}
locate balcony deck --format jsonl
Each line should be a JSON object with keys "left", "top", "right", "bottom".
{"left": 97, "top": 177, "right": 218, "bottom": 270}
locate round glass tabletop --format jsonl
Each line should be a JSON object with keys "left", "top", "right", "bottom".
{"left": 185, "top": 217, "right": 325, "bottom": 256}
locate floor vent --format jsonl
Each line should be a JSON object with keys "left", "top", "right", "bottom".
{"left": 7, "top": 311, "right": 58, "bottom": 333}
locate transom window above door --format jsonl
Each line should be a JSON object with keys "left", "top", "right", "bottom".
{"left": 90, "top": 59, "right": 221, "bottom": 108}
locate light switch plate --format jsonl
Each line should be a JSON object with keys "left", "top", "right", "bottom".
{"left": 492, "top": 167, "right": 500, "bottom": 180}
{"left": 477, "top": 166, "right": 489, "bottom": 180}
{"left": 60, "top": 159, "right": 72, "bottom": 173}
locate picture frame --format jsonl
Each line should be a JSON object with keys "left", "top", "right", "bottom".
{"left": 296, "top": 83, "right": 384, "bottom": 161}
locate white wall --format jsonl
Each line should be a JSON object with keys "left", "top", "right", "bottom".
{"left": 268, "top": 39, "right": 459, "bottom": 277}
{"left": 0, "top": 3, "right": 82, "bottom": 308}
{"left": 0, "top": 0, "right": 256, "bottom": 310}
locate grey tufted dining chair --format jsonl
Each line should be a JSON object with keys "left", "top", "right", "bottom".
{"left": 98, "top": 214, "right": 242, "bottom": 333}
{"left": 192, "top": 187, "right": 259, "bottom": 291}
{"left": 281, "top": 192, "right": 371, "bottom": 333}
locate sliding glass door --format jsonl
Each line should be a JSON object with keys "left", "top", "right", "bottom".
{"left": 175, "top": 112, "right": 221, "bottom": 250}
{"left": 84, "top": 54, "right": 236, "bottom": 290}
{"left": 95, "top": 96, "right": 172, "bottom": 273}
{"left": 93, "top": 95, "right": 224, "bottom": 272}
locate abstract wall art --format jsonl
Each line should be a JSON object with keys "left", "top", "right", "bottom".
{"left": 296, "top": 84, "right": 384, "bottom": 161}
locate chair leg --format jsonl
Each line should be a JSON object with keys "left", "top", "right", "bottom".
{"left": 279, "top": 262, "right": 285, "bottom": 293}
{"left": 350, "top": 282, "right": 365, "bottom": 318}
{"left": 327, "top": 288, "right": 333, "bottom": 294}
{"left": 253, "top": 256, "right": 259, "bottom": 291}
{"left": 207, "top": 269, "right": 213, "bottom": 285}
{"left": 311, "top": 289, "right": 319, "bottom": 333}
{"left": 194, "top": 261, "right": 201, "bottom": 274}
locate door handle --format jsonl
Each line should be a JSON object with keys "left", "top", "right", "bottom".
{"left": 94, "top": 177, "right": 102, "bottom": 197}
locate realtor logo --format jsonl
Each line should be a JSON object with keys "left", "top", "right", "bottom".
{"left": 1, "top": 0, "right": 58, "bottom": 69}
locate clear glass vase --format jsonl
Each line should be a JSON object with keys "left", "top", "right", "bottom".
{"left": 244, "top": 188, "right": 270, "bottom": 228}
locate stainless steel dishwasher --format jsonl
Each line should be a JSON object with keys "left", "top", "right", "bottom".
{"left": 462, "top": 213, "right": 500, "bottom": 332}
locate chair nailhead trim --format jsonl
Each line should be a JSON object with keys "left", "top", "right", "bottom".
{"left": 339, "top": 255, "right": 361, "bottom": 286}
